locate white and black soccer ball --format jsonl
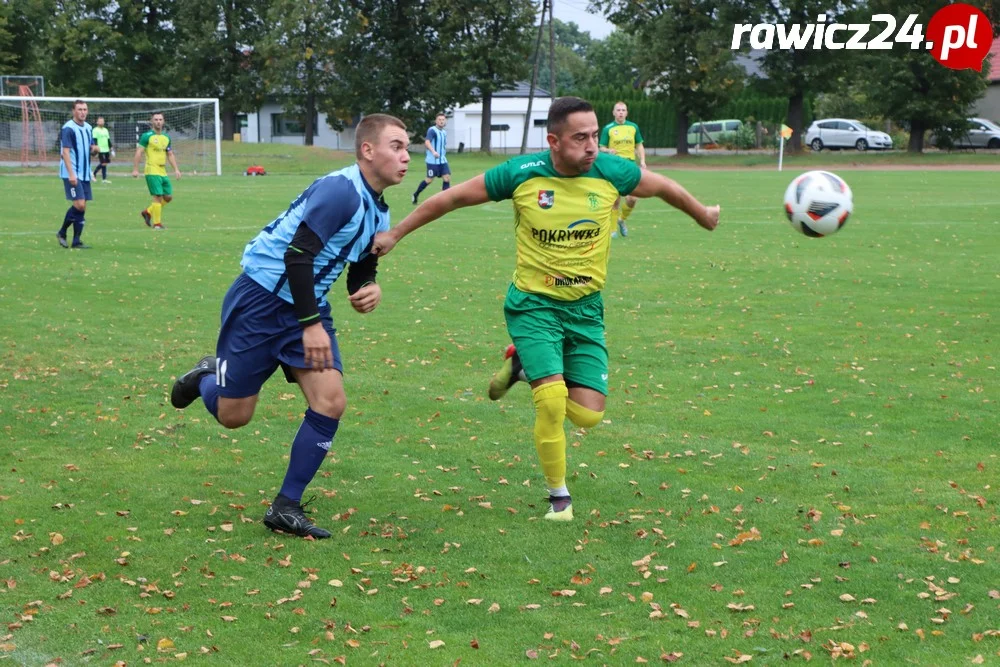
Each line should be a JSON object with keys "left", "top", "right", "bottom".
{"left": 783, "top": 170, "right": 853, "bottom": 237}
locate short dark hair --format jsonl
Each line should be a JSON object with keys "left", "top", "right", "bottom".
{"left": 436, "top": 112, "right": 446, "bottom": 118}
{"left": 547, "top": 96, "right": 594, "bottom": 134}
{"left": 355, "top": 113, "right": 407, "bottom": 159}
{"left": 151, "top": 111, "right": 164, "bottom": 119}
{"left": 72, "top": 99, "right": 86, "bottom": 109}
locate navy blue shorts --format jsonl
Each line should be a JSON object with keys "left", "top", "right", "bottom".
{"left": 63, "top": 179, "right": 93, "bottom": 201}
{"left": 215, "top": 273, "right": 342, "bottom": 399}
{"left": 425, "top": 163, "right": 451, "bottom": 178}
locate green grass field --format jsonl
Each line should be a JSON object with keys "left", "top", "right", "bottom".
{"left": 1, "top": 150, "right": 998, "bottom": 666}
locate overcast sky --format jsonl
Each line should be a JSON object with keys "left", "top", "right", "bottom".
{"left": 551, "top": 0, "right": 616, "bottom": 40}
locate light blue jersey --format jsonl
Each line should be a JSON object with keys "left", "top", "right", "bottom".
{"left": 425, "top": 126, "right": 447, "bottom": 165}
{"left": 241, "top": 164, "right": 389, "bottom": 306}
{"left": 59, "top": 120, "right": 94, "bottom": 181}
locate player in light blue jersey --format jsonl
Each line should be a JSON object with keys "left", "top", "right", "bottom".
{"left": 411, "top": 113, "right": 450, "bottom": 204}
{"left": 56, "top": 100, "right": 98, "bottom": 249}
{"left": 169, "top": 114, "right": 411, "bottom": 539}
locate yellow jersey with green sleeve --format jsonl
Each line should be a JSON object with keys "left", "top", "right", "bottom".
{"left": 138, "top": 130, "right": 171, "bottom": 176}
{"left": 599, "top": 120, "right": 643, "bottom": 161}
{"left": 483, "top": 151, "right": 642, "bottom": 301}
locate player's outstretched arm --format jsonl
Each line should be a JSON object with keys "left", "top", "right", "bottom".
{"left": 629, "top": 170, "right": 720, "bottom": 231}
{"left": 372, "top": 174, "right": 490, "bottom": 256}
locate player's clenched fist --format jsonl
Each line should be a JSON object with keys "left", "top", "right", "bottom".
{"left": 371, "top": 231, "right": 397, "bottom": 257}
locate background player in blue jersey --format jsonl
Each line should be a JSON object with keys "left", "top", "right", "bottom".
{"left": 411, "top": 113, "right": 450, "bottom": 204}
{"left": 169, "top": 113, "right": 411, "bottom": 539}
{"left": 57, "top": 100, "right": 98, "bottom": 249}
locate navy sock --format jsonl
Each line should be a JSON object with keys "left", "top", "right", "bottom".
{"left": 59, "top": 207, "right": 77, "bottom": 236}
{"left": 198, "top": 373, "right": 219, "bottom": 419}
{"left": 442, "top": 181, "right": 450, "bottom": 191}
{"left": 279, "top": 408, "right": 339, "bottom": 502}
{"left": 72, "top": 218, "right": 84, "bottom": 243}
{"left": 414, "top": 180, "right": 429, "bottom": 196}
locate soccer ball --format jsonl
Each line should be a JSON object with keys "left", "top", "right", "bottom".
{"left": 782, "top": 171, "right": 853, "bottom": 237}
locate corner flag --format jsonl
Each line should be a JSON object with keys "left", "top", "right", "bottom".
{"left": 778, "top": 124, "right": 793, "bottom": 171}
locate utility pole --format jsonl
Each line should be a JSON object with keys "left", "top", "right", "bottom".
{"left": 548, "top": 0, "right": 555, "bottom": 97}
{"left": 520, "top": 0, "right": 547, "bottom": 155}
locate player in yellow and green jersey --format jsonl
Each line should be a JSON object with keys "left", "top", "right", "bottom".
{"left": 371, "top": 97, "right": 719, "bottom": 522}
{"left": 599, "top": 101, "right": 646, "bottom": 238}
{"left": 132, "top": 111, "right": 182, "bottom": 230}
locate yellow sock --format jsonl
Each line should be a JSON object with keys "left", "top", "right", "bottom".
{"left": 150, "top": 202, "right": 162, "bottom": 226}
{"left": 566, "top": 399, "right": 604, "bottom": 428}
{"left": 620, "top": 199, "right": 635, "bottom": 221}
{"left": 532, "top": 381, "right": 568, "bottom": 489}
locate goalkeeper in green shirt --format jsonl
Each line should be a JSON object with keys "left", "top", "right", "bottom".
{"left": 92, "top": 117, "right": 113, "bottom": 183}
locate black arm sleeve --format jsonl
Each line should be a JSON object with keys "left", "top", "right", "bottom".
{"left": 346, "top": 253, "right": 379, "bottom": 295}
{"left": 284, "top": 222, "right": 324, "bottom": 327}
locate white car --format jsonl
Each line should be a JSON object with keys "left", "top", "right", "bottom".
{"left": 806, "top": 118, "right": 893, "bottom": 152}
{"left": 930, "top": 118, "right": 1000, "bottom": 149}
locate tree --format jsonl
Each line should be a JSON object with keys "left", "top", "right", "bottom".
{"left": 0, "top": 5, "right": 16, "bottom": 75}
{"left": 533, "top": 18, "right": 594, "bottom": 93}
{"left": 174, "top": 0, "right": 273, "bottom": 139}
{"left": 595, "top": 0, "right": 744, "bottom": 155}
{"left": 261, "top": 0, "right": 343, "bottom": 146}
{"left": 737, "top": 0, "right": 862, "bottom": 151}
{"left": 0, "top": 0, "right": 56, "bottom": 78}
{"left": 332, "top": 0, "right": 472, "bottom": 135}
{"left": 45, "top": 1, "right": 119, "bottom": 96}
{"left": 581, "top": 30, "right": 641, "bottom": 91}
{"left": 862, "top": 0, "right": 992, "bottom": 152}
{"left": 444, "top": 0, "right": 535, "bottom": 153}
{"left": 43, "top": 0, "right": 180, "bottom": 97}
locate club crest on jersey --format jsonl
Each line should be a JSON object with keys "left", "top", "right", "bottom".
{"left": 537, "top": 190, "right": 555, "bottom": 209}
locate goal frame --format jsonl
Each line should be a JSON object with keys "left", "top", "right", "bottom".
{"left": 0, "top": 96, "right": 222, "bottom": 175}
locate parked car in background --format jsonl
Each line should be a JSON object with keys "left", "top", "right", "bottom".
{"left": 929, "top": 118, "right": 1000, "bottom": 149}
{"left": 805, "top": 118, "right": 893, "bottom": 151}
{"left": 687, "top": 119, "right": 743, "bottom": 146}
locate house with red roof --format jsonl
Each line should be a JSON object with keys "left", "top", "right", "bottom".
{"left": 972, "top": 37, "right": 1000, "bottom": 122}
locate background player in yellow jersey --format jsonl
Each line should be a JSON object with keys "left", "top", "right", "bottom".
{"left": 132, "top": 111, "right": 181, "bottom": 230}
{"left": 599, "top": 101, "right": 646, "bottom": 237}
{"left": 372, "top": 97, "right": 719, "bottom": 522}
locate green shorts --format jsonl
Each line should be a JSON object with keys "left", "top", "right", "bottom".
{"left": 145, "top": 175, "right": 173, "bottom": 197}
{"left": 503, "top": 284, "right": 608, "bottom": 395}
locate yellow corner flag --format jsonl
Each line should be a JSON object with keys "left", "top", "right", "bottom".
{"left": 780, "top": 124, "right": 793, "bottom": 139}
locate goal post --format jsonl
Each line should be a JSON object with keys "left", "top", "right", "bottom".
{"left": 0, "top": 96, "right": 222, "bottom": 175}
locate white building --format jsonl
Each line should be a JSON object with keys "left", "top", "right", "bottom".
{"left": 241, "top": 82, "right": 553, "bottom": 153}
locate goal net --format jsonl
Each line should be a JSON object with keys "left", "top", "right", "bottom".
{"left": 0, "top": 96, "right": 221, "bottom": 175}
